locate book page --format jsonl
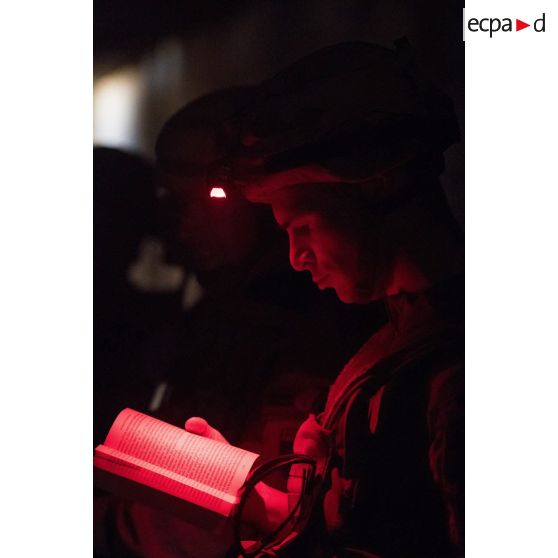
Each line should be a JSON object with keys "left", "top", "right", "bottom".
{"left": 95, "top": 445, "right": 239, "bottom": 516}
{"left": 100, "top": 409, "right": 259, "bottom": 506}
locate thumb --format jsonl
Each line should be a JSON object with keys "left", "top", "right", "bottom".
{"left": 184, "top": 417, "right": 229, "bottom": 444}
{"left": 185, "top": 416, "right": 210, "bottom": 436}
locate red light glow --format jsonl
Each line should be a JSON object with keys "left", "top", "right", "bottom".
{"left": 210, "top": 187, "right": 227, "bottom": 198}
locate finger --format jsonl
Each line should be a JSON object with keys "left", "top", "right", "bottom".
{"left": 207, "top": 427, "right": 229, "bottom": 444}
{"left": 185, "top": 417, "right": 229, "bottom": 443}
{"left": 184, "top": 417, "right": 209, "bottom": 436}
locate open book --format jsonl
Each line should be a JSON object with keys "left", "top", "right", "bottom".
{"left": 94, "top": 408, "right": 260, "bottom": 528}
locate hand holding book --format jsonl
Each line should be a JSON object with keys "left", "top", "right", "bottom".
{"left": 94, "top": 409, "right": 260, "bottom": 524}
{"left": 183, "top": 416, "right": 290, "bottom": 534}
{"left": 184, "top": 416, "right": 230, "bottom": 444}
{"left": 94, "top": 409, "right": 311, "bottom": 556}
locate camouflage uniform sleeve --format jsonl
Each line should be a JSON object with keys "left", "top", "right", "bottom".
{"left": 427, "top": 363, "right": 465, "bottom": 555}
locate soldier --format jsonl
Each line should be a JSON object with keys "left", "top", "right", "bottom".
{"left": 188, "top": 42, "right": 464, "bottom": 557}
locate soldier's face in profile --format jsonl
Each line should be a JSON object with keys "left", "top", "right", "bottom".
{"left": 271, "top": 189, "right": 386, "bottom": 304}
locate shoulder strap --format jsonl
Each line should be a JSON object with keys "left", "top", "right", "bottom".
{"left": 322, "top": 323, "right": 462, "bottom": 432}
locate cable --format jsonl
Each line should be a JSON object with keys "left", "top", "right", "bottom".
{"left": 232, "top": 454, "right": 318, "bottom": 557}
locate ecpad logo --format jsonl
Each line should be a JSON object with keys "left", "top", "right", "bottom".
{"left": 467, "top": 12, "right": 546, "bottom": 37}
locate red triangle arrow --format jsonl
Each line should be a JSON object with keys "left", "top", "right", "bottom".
{"left": 516, "top": 19, "right": 530, "bottom": 31}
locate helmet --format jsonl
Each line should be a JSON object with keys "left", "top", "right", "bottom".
{"left": 156, "top": 86, "right": 258, "bottom": 175}
{"left": 228, "top": 40, "right": 460, "bottom": 206}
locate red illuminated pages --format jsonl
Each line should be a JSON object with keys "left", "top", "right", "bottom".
{"left": 94, "top": 408, "right": 260, "bottom": 522}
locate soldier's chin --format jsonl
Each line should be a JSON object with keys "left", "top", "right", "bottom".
{"left": 334, "top": 285, "right": 372, "bottom": 305}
